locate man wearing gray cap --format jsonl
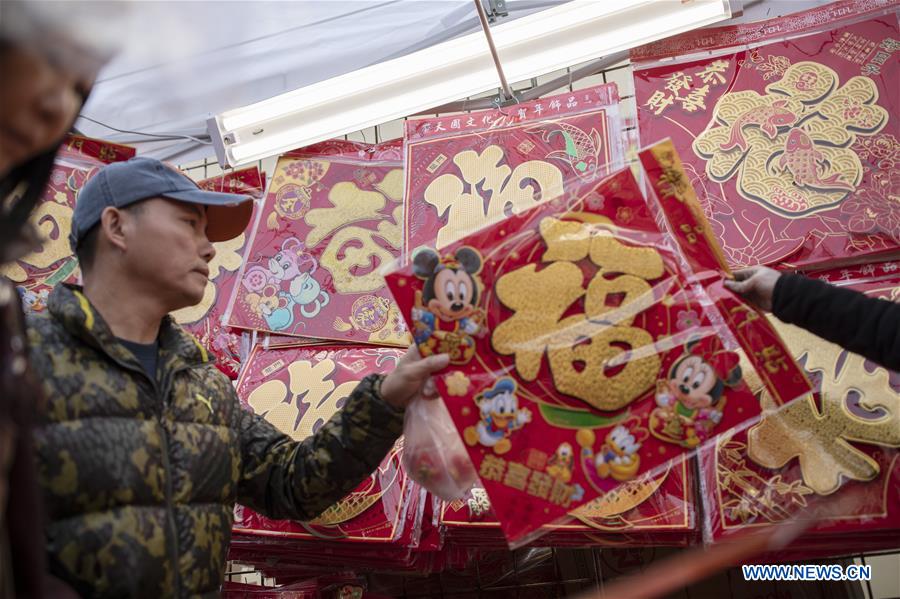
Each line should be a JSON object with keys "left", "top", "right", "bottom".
{"left": 26, "top": 157, "right": 448, "bottom": 598}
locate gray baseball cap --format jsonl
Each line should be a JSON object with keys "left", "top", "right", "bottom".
{"left": 70, "top": 156, "right": 254, "bottom": 251}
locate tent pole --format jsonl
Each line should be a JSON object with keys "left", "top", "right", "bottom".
{"left": 474, "top": 0, "right": 516, "bottom": 104}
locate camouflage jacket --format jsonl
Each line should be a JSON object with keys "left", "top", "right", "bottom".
{"left": 26, "top": 284, "right": 405, "bottom": 598}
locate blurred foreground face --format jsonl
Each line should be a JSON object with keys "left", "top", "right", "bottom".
{"left": 0, "top": 43, "right": 91, "bottom": 177}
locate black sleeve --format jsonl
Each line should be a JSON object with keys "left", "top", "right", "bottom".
{"left": 773, "top": 273, "right": 900, "bottom": 371}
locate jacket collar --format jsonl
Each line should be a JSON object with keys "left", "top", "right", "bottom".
{"left": 48, "top": 284, "right": 212, "bottom": 372}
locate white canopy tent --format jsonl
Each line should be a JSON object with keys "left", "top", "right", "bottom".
{"left": 75, "top": 0, "right": 571, "bottom": 164}
{"left": 73, "top": 0, "right": 824, "bottom": 165}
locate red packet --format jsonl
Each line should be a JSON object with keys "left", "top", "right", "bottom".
{"left": 1, "top": 135, "right": 135, "bottom": 308}
{"left": 403, "top": 84, "right": 624, "bottom": 256}
{"left": 385, "top": 143, "right": 810, "bottom": 546}
{"left": 234, "top": 345, "right": 417, "bottom": 544}
{"left": 632, "top": 0, "right": 900, "bottom": 270}
{"left": 699, "top": 274, "right": 900, "bottom": 548}
{"left": 173, "top": 167, "right": 264, "bottom": 377}
{"left": 225, "top": 140, "right": 410, "bottom": 346}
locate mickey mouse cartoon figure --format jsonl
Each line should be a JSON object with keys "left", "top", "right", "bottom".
{"left": 411, "top": 246, "right": 486, "bottom": 365}
{"left": 651, "top": 338, "right": 742, "bottom": 448}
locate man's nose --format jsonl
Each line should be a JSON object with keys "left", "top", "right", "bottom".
{"left": 201, "top": 237, "right": 216, "bottom": 263}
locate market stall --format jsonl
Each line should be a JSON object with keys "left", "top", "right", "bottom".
{"left": 5, "top": 1, "right": 899, "bottom": 597}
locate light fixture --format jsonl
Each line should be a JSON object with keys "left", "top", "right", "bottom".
{"left": 208, "top": 0, "right": 733, "bottom": 167}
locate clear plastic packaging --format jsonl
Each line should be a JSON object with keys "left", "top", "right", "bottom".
{"left": 224, "top": 140, "right": 410, "bottom": 347}
{"left": 401, "top": 396, "right": 479, "bottom": 501}
{"left": 233, "top": 345, "right": 420, "bottom": 546}
{"left": 698, "top": 272, "right": 900, "bottom": 554}
{"left": 402, "top": 83, "right": 625, "bottom": 259}
{"left": 384, "top": 140, "right": 811, "bottom": 547}
{"left": 630, "top": 0, "right": 900, "bottom": 558}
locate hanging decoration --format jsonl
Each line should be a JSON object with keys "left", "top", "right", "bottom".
{"left": 632, "top": 0, "right": 899, "bottom": 270}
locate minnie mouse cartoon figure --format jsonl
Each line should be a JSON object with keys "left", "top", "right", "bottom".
{"left": 651, "top": 338, "right": 742, "bottom": 448}
{"left": 241, "top": 237, "right": 330, "bottom": 332}
{"left": 411, "top": 246, "right": 486, "bottom": 365}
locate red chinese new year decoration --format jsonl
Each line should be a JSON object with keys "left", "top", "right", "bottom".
{"left": 175, "top": 167, "right": 265, "bottom": 378}
{"left": 234, "top": 345, "right": 421, "bottom": 545}
{"left": 633, "top": 0, "right": 900, "bottom": 270}
{"left": 699, "top": 272, "right": 900, "bottom": 554}
{"left": 403, "top": 84, "right": 624, "bottom": 257}
{"left": 1, "top": 135, "right": 135, "bottom": 309}
{"left": 385, "top": 141, "right": 810, "bottom": 546}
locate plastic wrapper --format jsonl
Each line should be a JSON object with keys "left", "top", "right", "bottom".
{"left": 233, "top": 344, "right": 423, "bottom": 547}
{"left": 402, "top": 83, "right": 624, "bottom": 257}
{"left": 401, "top": 396, "right": 479, "bottom": 501}
{"left": 264, "top": 334, "right": 352, "bottom": 349}
{"left": 173, "top": 166, "right": 264, "bottom": 378}
{"left": 384, "top": 139, "right": 811, "bottom": 546}
{"left": 632, "top": 0, "right": 900, "bottom": 270}
{"left": 699, "top": 272, "right": 900, "bottom": 556}
{"left": 0, "top": 134, "right": 135, "bottom": 308}
{"left": 414, "top": 492, "right": 444, "bottom": 552}
{"left": 225, "top": 140, "right": 410, "bottom": 346}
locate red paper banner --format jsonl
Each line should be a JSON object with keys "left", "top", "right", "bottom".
{"left": 0, "top": 135, "right": 135, "bottom": 309}
{"left": 385, "top": 145, "right": 810, "bottom": 545}
{"left": 441, "top": 457, "right": 697, "bottom": 547}
{"left": 173, "top": 167, "right": 264, "bottom": 377}
{"left": 234, "top": 345, "right": 419, "bottom": 544}
{"left": 700, "top": 274, "right": 900, "bottom": 547}
{"left": 226, "top": 141, "right": 409, "bottom": 346}
{"left": 633, "top": 3, "right": 900, "bottom": 270}
{"left": 403, "top": 84, "right": 623, "bottom": 256}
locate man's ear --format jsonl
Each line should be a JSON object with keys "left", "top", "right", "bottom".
{"left": 99, "top": 206, "right": 128, "bottom": 252}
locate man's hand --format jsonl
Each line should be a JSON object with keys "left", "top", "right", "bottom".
{"left": 723, "top": 266, "right": 782, "bottom": 312}
{"left": 379, "top": 345, "right": 450, "bottom": 410}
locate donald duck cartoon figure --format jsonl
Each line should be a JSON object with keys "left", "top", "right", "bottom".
{"left": 463, "top": 378, "right": 531, "bottom": 455}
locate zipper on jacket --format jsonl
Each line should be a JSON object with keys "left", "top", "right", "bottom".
{"left": 107, "top": 353, "right": 186, "bottom": 597}
{"left": 156, "top": 363, "right": 197, "bottom": 598}
{"left": 155, "top": 412, "right": 181, "bottom": 598}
